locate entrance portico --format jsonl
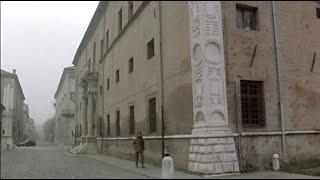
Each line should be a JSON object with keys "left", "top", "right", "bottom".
{"left": 79, "top": 64, "right": 98, "bottom": 151}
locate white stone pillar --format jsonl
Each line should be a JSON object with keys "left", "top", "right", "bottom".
{"left": 187, "top": 1, "right": 239, "bottom": 174}
{"left": 82, "top": 96, "right": 87, "bottom": 136}
{"left": 87, "top": 92, "right": 93, "bottom": 136}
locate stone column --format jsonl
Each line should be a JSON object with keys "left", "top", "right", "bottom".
{"left": 187, "top": 1, "right": 239, "bottom": 174}
{"left": 87, "top": 92, "right": 93, "bottom": 136}
{"left": 82, "top": 95, "right": 87, "bottom": 136}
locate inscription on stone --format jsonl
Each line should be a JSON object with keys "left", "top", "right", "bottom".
{"left": 209, "top": 93, "right": 223, "bottom": 105}
{"left": 204, "top": 15, "right": 219, "bottom": 37}
{"left": 208, "top": 66, "right": 222, "bottom": 81}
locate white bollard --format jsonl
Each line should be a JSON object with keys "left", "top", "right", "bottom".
{"left": 272, "top": 154, "right": 280, "bottom": 171}
{"left": 162, "top": 154, "right": 174, "bottom": 179}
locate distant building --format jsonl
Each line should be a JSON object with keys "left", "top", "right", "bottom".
{"left": 1, "top": 69, "right": 26, "bottom": 149}
{"left": 54, "top": 67, "right": 76, "bottom": 146}
{"left": 25, "top": 118, "right": 36, "bottom": 141}
{"left": 67, "top": 1, "right": 319, "bottom": 174}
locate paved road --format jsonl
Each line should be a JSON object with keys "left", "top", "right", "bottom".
{"left": 1, "top": 141, "right": 148, "bottom": 179}
{"left": 1, "top": 142, "right": 318, "bottom": 179}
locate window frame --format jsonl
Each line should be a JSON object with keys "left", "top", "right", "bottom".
{"left": 116, "top": 69, "right": 120, "bottom": 83}
{"left": 107, "top": 114, "right": 110, "bottom": 136}
{"left": 240, "top": 80, "right": 266, "bottom": 127}
{"left": 128, "top": 57, "right": 134, "bottom": 73}
{"left": 116, "top": 110, "right": 120, "bottom": 136}
{"left": 148, "top": 97, "right": 157, "bottom": 133}
{"left": 118, "top": 8, "right": 123, "bottom": 33}
{"left": 147, "top": 38, "right": 155, "bottom": 60}
{"left": 236, "top": 4, "right": 258, "bottom": 31}
{"left": 100, "top": 38, "right": 104, "bottom": 62}
{"left": 129, "top": 105, "right": 135, "bottom": 135}
{"left": 107, "top": 78, "right": 110, "bottom": 90}
{"left": 93, "top": 41, "right": 96, "bottom": 62}
{"left": 106, "top": 30, "right": 109, "bottom": 50}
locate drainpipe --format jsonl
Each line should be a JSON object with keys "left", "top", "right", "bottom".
{"left": 271, "top": 1, "right": 287, "bottom": 160}
{"left": 158, "top": 1, "right": 165, "bottom": 158}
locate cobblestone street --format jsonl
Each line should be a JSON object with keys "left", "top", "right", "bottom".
{"left": 0, "top": 142, "right": 148, "bottom": 179}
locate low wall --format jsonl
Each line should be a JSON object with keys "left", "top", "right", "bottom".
{"left": 96, "top": 132, "right": 320, "bottom": 171}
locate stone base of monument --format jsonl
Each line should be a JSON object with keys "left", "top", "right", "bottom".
{"left": 188, "top": 128, "right": 240, "bottom": 175}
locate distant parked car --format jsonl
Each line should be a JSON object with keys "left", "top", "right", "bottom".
{"left": 16, "top": 140, "right": 28, "bottom": 147}
{"left": 25, "top": 140, "right": 36, "bottom": 147}
{"left": 16, "top": 140, "right": 36, "bottom": 147}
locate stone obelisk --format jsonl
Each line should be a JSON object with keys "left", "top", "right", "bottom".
{"left": 187, "top": 1, "right": 240, "bottom": 174}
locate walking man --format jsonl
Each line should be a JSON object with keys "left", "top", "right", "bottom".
{"left": 133, "top": 131, "right": 145, "bottom": 168}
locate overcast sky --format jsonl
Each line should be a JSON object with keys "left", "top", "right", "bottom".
{"left": 1, "top": 1, "right": 99, "bottom": 126}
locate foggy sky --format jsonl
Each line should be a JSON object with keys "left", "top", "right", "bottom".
{"left": 1, "top": 1, "right": 99, "bottom": 126}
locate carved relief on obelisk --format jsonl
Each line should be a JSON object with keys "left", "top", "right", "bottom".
{"left": 188, "top": 1, "right": 240, "bottom": 175}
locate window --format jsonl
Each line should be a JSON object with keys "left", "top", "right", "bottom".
{"left": 116, "top": 110, "right": 120, "bottom": 136}
{"left": 236, "top": 4, "right": 258, "bottom": 30}
{"left": 148, "top": 97, "right": 157, "bottom": 133}
{"left": 317, "top": 8, "right": 320, "bottom": 19}
{"left": 147, "top": 38, "right": 155, "bottom": 59}
{"left": 2, "top": 130, "right": 4, "bottom": 135}
{"left": 107, "top": 114, "right": 110, "bottom": 136}
{"left": 240, "top": 80, "right": 265, "bottom": 127}
{"left": 100, "top": 39, "right": 104, "bottom": 61}
{"left": 116, "top": 69, "right": 120, "bottom": 83}
{"left": 100, "top": 85, "right": 103, "bottom": 95}
{"left": 118, "top": 8, "right": 123, "bottom": 33}
{"left": 107, "top": 78, "right": 110, "bottom": 90}
{"left": 128, "top": 1, "right": 134, "bottom": 20}
{"left": 106, "top": 30, "right": 109, "bottom": 50}
{"left": 93, "top": 42, "right": 96, "bottom": 62}
{"left": 99, "top": 117, "right": 103, "bottom": 136}
{"left": 129, "top": 105, "right": 135, "bottom": 135}
{"left": 128, "top": 57, "right": 134, "bottom": 73}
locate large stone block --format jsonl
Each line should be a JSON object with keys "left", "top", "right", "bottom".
{"left": 233, "top": 162, "right": 240, "bottom": 172}
{"left": 222, "top": 162, "right": 234, "bottom": 173}
{"left": 214, "top": 145, "right": 225, "bottom": 153}
{"left": 214, "top": 163, "right": 223, "bottom": 174}
{"left": 225, "top": 144, "right": 236, "bottom": 152}
{"left": 208, "top": 138, "right": 219, "bottom": 145}
{"left": 230, "top": 153, "right": 238, "bottom": 161}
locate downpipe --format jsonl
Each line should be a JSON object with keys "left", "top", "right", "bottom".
{"left": 271, "top": 1, "right": 287, "bottom": 161}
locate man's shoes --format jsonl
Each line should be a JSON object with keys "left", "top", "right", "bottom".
{"left": 141, "top": 165, "right": 145, "bottom": 168}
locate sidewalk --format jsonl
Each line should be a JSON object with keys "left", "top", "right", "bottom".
{"left": 65, "top": 151, "right": 319, "bottom": 179}
{"left": 80, "top": 153, "right": 202, "bottom": 179}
